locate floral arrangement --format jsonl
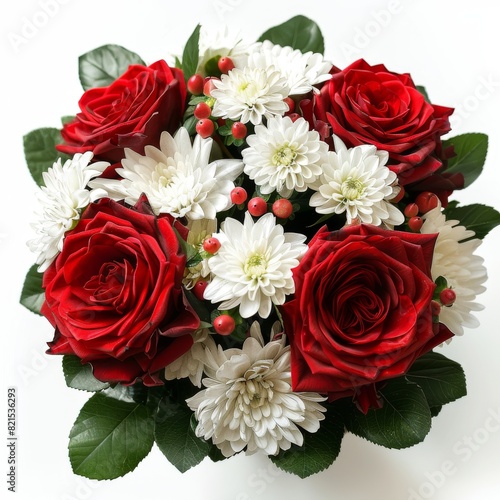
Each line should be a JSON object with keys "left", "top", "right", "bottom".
{"left": 20, "top": 15, "right": 500, "bottom": 479}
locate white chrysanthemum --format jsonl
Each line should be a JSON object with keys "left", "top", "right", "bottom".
{"left": 242, "top": 115, "right": 329, "bottom": 198}
{"left": 186, "top": 322, "right": 327, "bottom": 457}
{"left": 28, "top": 152, "right": 109, "bottom": 271}
{"left": 309, "top": 136, "right": 404, "bottom": 227}
{"left": 204, "top": 212, "right": 307, "bottom": 318}
{"left": 165, "top": 329, "right": 212, "bottom": 388}
{"left": 421, "top": 205, "right": 487, "bottom": 335}
{"left": 89, "top": 128, "right": 243, "bottom": 220}
{"left": 211, "top": 67, "right": 290, "bottom": 125}
{"left": 197, "top": 25, "right": 249, "bottom": 75}
{"left": 245, "top": 40, "right": 332, "bottom": 95}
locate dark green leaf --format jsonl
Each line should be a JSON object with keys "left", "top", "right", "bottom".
{"left": 181, "top": 24, "right": 201, "bottom": 82}
{"left": 352, "top": 378, "right": 432, "bottom": 449}
{"left": 443, "top": 133, "right": 488, "bottom": 188}
{"left": 23, "top": 128, "right": 68, "bottom": 186}
{"left": 103, "top": 383, "right": 150, "bottom": 405}
{"left": 154, "top": 397, "right": 210, "bottom": 473}
{"left": 416, "top": 85, "right": 430, "bottom": 103}
{"left": 69, "top": 392, "right": 154, "bottom": 479}
{"left": 406, "top": 352, "right": 466, "bottom": 407}
{"left": 258, "top": 15, "right": 324, "bottom": 55}
{"left": 203, "top": 55, "right": 222, "bottom": 79}
{"left": 61, "top": 115, "right": 76, "bottom": 125}
{"left": 79, "top": 44, "right": 145, "bottom": 90}
{"left": 183, "top": 115, "right": 198, "bottom": 135}
{"left": 19, "top": 264, "right": 44, "bottom": 315}
{"left": 271, "top": 404, "right": 344, "bottom": 478}
{"left": 443, "top": 203, "right": 500, "bottom": 240}
{"left": 208, "top": 445, "right": 227, "bottom": 462}
{"left": 62, "top": 356, "right": 109, "bottom": 392}
{"left": 430, "top": 405, "right": 442, "bottom": 417}
{"left": 185, "top": 290, "right": 211, "bottom": 324}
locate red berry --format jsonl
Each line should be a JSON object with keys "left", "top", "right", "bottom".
{"left": 231, "top": 121, "right": 247, "bottom": 140}
{"left": 272, "top": 198, "right": 293, "bottom": 219}
{"left": 194, "top": 102, "right": 212, "bottom": 120}
{"left": 230, "top": 187, "right": 248, "bottom": 205}
{"left": 284, "top": 97, "right": 295, "bottom": 114}
{"left": 218, "top": 56, "right": 235, "bottom": 74}
{"left": 440, "top": 288, "right": 456, "bottom": 306}
{"left": 431, "top": 300, "right": 442, "bottom": 317}
{"left": 187, "top": 74, "right": 204, "bottom": 95}
{"left": 196, "top": 119, "right": 215, "bottom": 138}
{"left": 404, "top": 203, "right": 419, "bottom": 218}
{"left": 288, "top": 113, "right": 301, "bottom": 122}
{"left": 415, "top": 191, "right": 439, "bottom": 214}
{"left": 392, "top": 186, "right": 405, "bottom": 203}
{"left": 408, "top": 216, "right": 423, "bottom": 232}
{"left": 203, "top": 237, "right": 221, "bottom": 254}
{"left": 193, "top": 280, "right": 208, "bottom": 301}
{"left": 247, "top": 197, "right": 267, "bottom": 217}
{"left": 203, "top": 78, "right": 218, "bottom": 96}
{"left": 213, "top": 314, "right": 235, "bottom": 335}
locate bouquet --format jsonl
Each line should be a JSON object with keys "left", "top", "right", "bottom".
{"left": 20, "top": 15, "right": 500, "bottom": 480}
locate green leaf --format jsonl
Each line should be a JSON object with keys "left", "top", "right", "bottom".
{"left": 183, "top": 115, "right": 198, "bottom": 135}
{"left": 271, "top": 404, "right": 344, "bottom": 478}
{"left": 406, "top": 352, "right": 466, "bottom": 407}
{"left": 443, "top": 133, "right": 488, "bottom": 188}
{"left": 79, "top": 44, "right": 145, "bottom": 90}
{"left": 61, "top": 115, "right": 76, "bottom": 126}
{"left": 62, "top": 356, "right": 109, "bottom": 392}
{"left": 23, "top": 128, "right": 68, "bottom": 186}
{"left": 258, "top": 15, "right": 324, "bottom": 55}
{"left": 19, "top": 264, "right": 44, "bottom": 315}
{"left": 185, "top": 290, "right": 211, "bottom": 324}
{"left": 103, "top": 383, "right": 150, "bottom": 405}
{"left": 154, "top": 397, "right": 210, "bottom": 473}
{"left": 443, "top": 203, "right": 500, "bottom": 240}
{"left": 203, "top": 55, "right": 222, "bottom": 79}
{"left": 208, "top": 445, "right": 227, "bottom": 463}
{"left": 69, "top": 392, "right": 154, "bottom": 480}
{"left": 181, "top": 24, "right": 201, "bottom": 82}
{"left": 430, "top": 405, "right": 442, "bottom": 417}
{"left": 416, "top": 85, "right": 430, "bottom": 103}
{"left": 351, "top": 378, "right": 432, "bottom": 449}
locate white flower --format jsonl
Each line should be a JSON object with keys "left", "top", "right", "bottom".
{"left": 186, "top": 322, "right": 327, "bottom": 457}
{"left": 89, "top": 128, "right": 243, "bottom": 220}
{"left": 242, "top": 115, "right": 329, "bottom": 198}
{"left": 421, "top": 205, "right": 487, "bottom": 335}
{"left": 164, "top": 329, "right": 212, "bottom": 388}
{"left": 309, "top": 136, "right": 404, "bottom": 227}
{"left": 204, "top": 212, "right": 307, "bottom": 318}
{"left": 197, "top": 25, "right": 249, "bottom": 75}
{"left": 246, "top": 40, "right": 332, "bottom": 95}
{"left": 211, "top": 67, "right": 290, "bottom": 125}
{"left": 28, "top": 152, "right": 109, "bottom": 271}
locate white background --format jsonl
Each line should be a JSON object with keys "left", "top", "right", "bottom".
{"left": 2, "top": 0, "right": 500, "bottom": 499}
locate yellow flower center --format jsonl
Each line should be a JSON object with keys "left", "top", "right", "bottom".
{"left": 272, "top": 143, "right": 297, "bottom": 168}
{"left": 341, "top": 177, "right": 365, "bottom": 201}
{"left": 155, "top": 162, "right": 173, "bottom": 187}
{"left": 244, "top": 254, "right": 267, "bottom": 279}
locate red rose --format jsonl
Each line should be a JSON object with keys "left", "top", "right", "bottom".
{"left": 315, "top": 59, "right": 460, "bottom": 195}
{"left": 281, "top": 224, "right": 453, "bottom": 412}
{"left": 57, "top": 60, "right": 186, "bottom": 164}
{"left": 42, "top": 197, "right": 199, "bottom": 386}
